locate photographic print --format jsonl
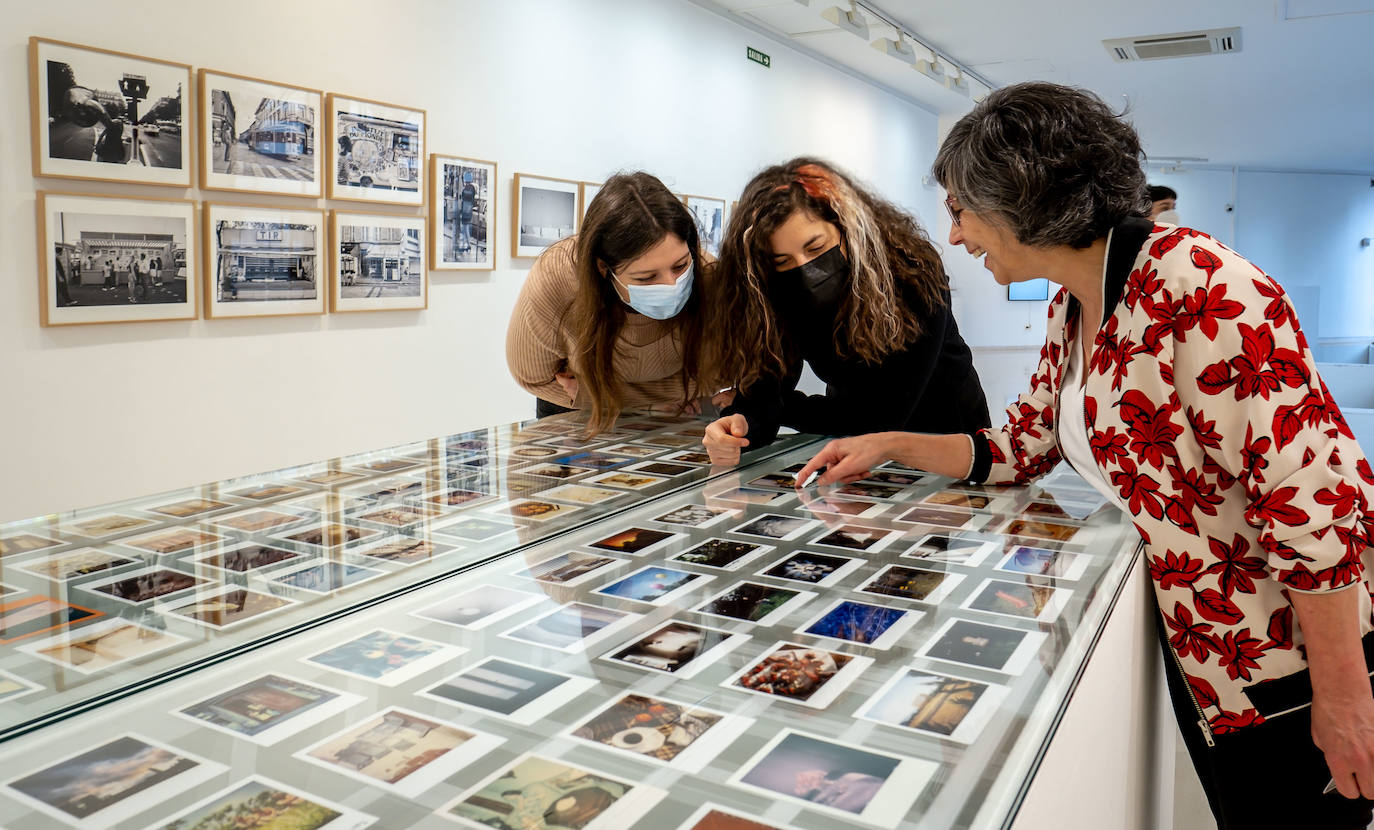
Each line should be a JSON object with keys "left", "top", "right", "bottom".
{"left": 541, "top": 483, "right": 625, "bottom": 506}
{"left": 692, "top": 580, "right": 812, "bottom": 625}
{"left": 862, "top": 469, "right": 928, "bottom": 487}
{"left": 916, "top": 617, "right": 1047, "bottom": 675}
{"left": 795, "top": 493, "right": 886, "bottom": 520}
{"left": 122, "top": 527, "right": 221, "bottom": 554}
{"left": 636, "top": 433, "right": 700, "bottom": 450}
{"left": 922, "top": 490, "right": 995, "bottom": 510}
{"left": 164, "top": 587, "right": 296, "bottom": 630}
{"left": 658, "top": 450, "right": 712, "bottom": 465}
{"left": 147, "top": 496, "right": 231, "bottom": 518}
{"left": 199, "top": 69, "right": 322, "bottom": 196}
{"left": 808, "top": 523, "right": 902, "bottom": 553}
{"left": 432, "top": 516, "right": 519, "bottom": 542}
{"left": 834, "top": 481, "right": 905, "bottom": 500}
{"left": 230, "top": 481, "right": 307, "bottom": 500}
{"left": 37, "top": 192, "right": 197, "bottom": 326}
{"left": 858, "top": 564, "right": 964, "bottom": 605}
{"left": 414, "top": 584, "right": 545, "bottom": 629}
{"left": 440, "top": 754, "right": 661, "bottom": 830}
{"left": 212, "top": 508, "right": 307, "bottom": 533}
{"left": 728, "top": 730, "right": 934, "bottom": 826}
{"left": 896, "top": 504, "right": 975, "bottom": 528}
{"left": 432, "top": 155, "right": 495, "bottom": 270}
{"left": 585, "top": 470, "right": 667, "bottom": 490}
{"left": 746, "top": 472, "right": 799, "bottom": 492}
{"left": 758, "top": 550, "right": 863, "bottom": 587}
{"left": 593, "top": 565, "right": 709, "bottom": 605}
{"left": 425, "top": 487, "right": 492, "bottom": 509}
{"left": 0, "top": 669, "right": 42, "bottom": 704}
{"left": 0, "top": 531, "right": 63, "bottom": 557}
{"left": 147, "top": 776, "right": 374, "bottom": 830}
{"left": 1002, "top": 517, "right": 1083, "bottom": 543}
{"left": 353, "top": 457, "right": 422, "bottom": 474}
{"left": 331, "top": 211, "right": 427, "bottom": 312}
{"left": 295, "top": 468, "right": 368, "bottom": 486}
{"left": 705, "top": 486, "right": 794, "bottom": 506}
{"left": 298, "top": 707, "right": 501, "bottom": 798}
{"left": 0, "top": 596, "right": 102, "bottom": 644}
{"left": 5, "top": 734, "right": 222, "bottom": 829}
{"left": 306, "top": 628, "right": 462, "bottom": 685}
{"left": 598, "top": 443, "right": 659, "bottom": 459}
{"left": 267, "top": 560, "right": 384, "bottom": 594}
{"left": 723, "top": 641, "right": 872, "bottom": 709}
{"left": 628, "top": 460, "right": 696, "bottom": 477}
{"left": 203, "top": 201, "right": 327, "bottom": 318}
{"left": 328, "top": 94, "right": 424, "bottom": 206}
{"left": 684, "top": 195, "right": 726, "bottom": 257}
{"left": 63, "top": 512, "right": 155, "bottom": 538}
{"left": 589, "top": 526, "right": 681, "bottom": 556}
{"left": 962, "top": 577, "right": 1071, "bottom": 623}
{"left": 277, "top": 522, "right": 379, "bottom": 549}
{"left": 552, "top": 451, "right": 635, "bottom": 470}
{"left": 901, "top": 533, "right": 996, "bottom": 567}
{"left": 568, "top": 693, "right": 750, "bottom": 773}
{"left": 354, "top": 537, "right": 456, "bottom": 567}
{"left": 30, "top": 38, "right": 191, "bottom": 186}
{"left": 513, "top": 550, "right": 622, "bottom": 587}
{"left": 15, "top": 547, "right": 135, "bottom": 581}
{"left": 996, "top": 544, "right": 1091, "bottom": 581}
{"left": 82, "top": 567, "right": 209, "bottom": 604}
{"left": 18, "top": 619, "right": 187, "bottom": 674}
{"left": 505, "top": 444, "right": 561, "bottom": 460}
{"left": 486, "top": 498, "right": 579, "bottom": 523}
{"left": 501, "top": 601, "right": 636, "bottom": 653}
{"left": 513, "top": 173, "right": 580, "bottom": 258}
{"left": 652, "top": 503, "right": 740, "bottom": 529}
{"left": 856, "top": 667, "right": 1008, "bottom": 745}
{"left": 730, "top": 513, "right": 819, "bottom": 542}
{"left": 603, "top": 619, "right": 746, "bottom": 679}
{"left": 420, "top": 657, "right": 596, "bottom": 724}
{"left": 188, "top": 542, "right": 305, "bottom": 573}
{"left": 351, "top": 503, "right": 440, "bottom": 528}
{"left": 794, "top": 599, "right": 921, "bottom": 650}
{"left": 670, "top": 538, "right": 770, "bottom": 570}
{"left": 177, "top": 672, "right": 361, "bottom": 745}
{"left": 675, "top": 804, "right": 786, "bottom": 830}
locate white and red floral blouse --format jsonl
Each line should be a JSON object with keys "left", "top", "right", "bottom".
{"left": 970, "top": 217, "right": 1374, "bottom": 738}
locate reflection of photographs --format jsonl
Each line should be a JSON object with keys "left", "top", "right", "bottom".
{"left": 758, "top": 550, "right": 862, "bottom": 587}
{"left": 857, "top": 667, "right": 1008, "bottom": 745}
{"left": 488, "top": 499, "right": 579, "bottom": 523}
{"left": 603, "top": 620, "right": 743, "bottom": 677}
{"left": 200, "top": 70, "right": 321, "bottom": 197}
{"left": 724, "top": 642, "right": 871, "bottom": 709}
{"left": 599, "top": 443, "right": 659, "bottom": 459}
{"left": 189, "top": 543, "right": 303, "bottom": 573}
{"left": 513, "top": 173, "right": 580, "bottom": 258}
{"left": 306, "top": 629, "right": 460, "bottom": 685}
{"left": 541, "top": 484, "right": 625, "bottom": 506}
{"left": 508, "top": 444, "right": 560, "bottom": 459}
{"left": 331, "top": 211, "right": 427, "bottom": 313}
{"left": 352, "top": 504, "right": 439, "bottom": 527}
{"left": 569, "top": 693, "right": 747, "bottom": 773}
{"left": 420, "top": 657, "right": 596, "bottom": 724}
{"left": 412, "top": 584, "right": 546, "bottom": 631}
{"left": 296, "top": 469, "right": 367, "bottom": 486}
{"left": 20, "top": 618, "right": 187, "bottom": 674}
{"left": 797, "top": 495, "right": 885, "bottom": 519}
{"left": 706, "top": 486, "right": 793, "bottom": 506}
{"left": 653, "top": 503, "right": 739, "bottom": 529}
{"left": 279, "top": 523, "right": 379, "bottom": 549}
{"left": 795, "top": 599, "right": 920, "bottom": 650}
{"left": 230, "top": 482, "right": 306, "bottom": 500}
{"left": 6, "top": 734, "right": 222, "bottom": 828}
{"left": 514, "top": 551, "right": 621, "bottom": 586}
{"left": 901, "top": 533, "right": 995, "bottom": 567}
{"left": 746, "top": 472, "right": 798, "bottom": 491}
{"left": 862, "top": 469, "right": 926, "bottom": 486}
{"left": 637, "top": 433, "right": 700, "bottom": 450}
{"left": 809, "top": 524, "right": 900, "bottom": 553}
{"left": 149, "top": 776, "right": 373, "bottom": 830}
{"left": 589, "top": 526, "right": 680, "bottom": 556}
{"left": 425, "top": 487, "right": 491, "bottom": 508}
{"left": 731, "top": 513, "right": 818, "bottom": 541}
{"left": 178, "top": 673, "right": 360, "bottom": 745}
{"left": 148, "top": 497, "right": 231, "bottom": 517}
{"left": 834, "top": 481, "right": 904, "bottom": 500}
{"left": 15, "top": 547, "right": 135, "bottom": 581}
{"left": 675, "top": 804, "right": 784, "bottom": 830}
{"left": 553, "top": 451, "right": 634, "bottom": 469}
{"left": 165, "top": 587, "right": 296, "bottom": 630}
{"left": 627, "top": 460, "right": 695, "bottom": 477}
{"left": 432, "top": 516, "right": 519, "bottom": 542}
{"left": 123, "top": 528, "right": 221, "bottom": 554}
{"left": 661, "top": 450, "right": 712, "bottom": 465}
{"left": 501, "top": 602, "right": 634, "bottom": 653}
{"left": 896, "top": 505, "right": 973, "bottom": 528}
{"left": 0, "top": 596, "right": 102, "bottom": 644}
{"left": 728, "top": 730, "right": 933, "bottom": 825}
{"left": 693, "top": 581, "right": 811, "bottom": 625}
{"left": 923, "top": 490, "right": 993, "bottom": 510}
{"left": 585, "top": 471, "right": 666, "bottom": 490}
{"left": 66, "top": 513, "right": 155, "bottom": 538}
{"left": 671, "top": 538, "right": 768, "bottom": 570}
{"left": 441, "top": 753, "right": 660, "bottom": 830}
{"left": 203, "top": 202, "right": 326, "bottom": 318}
{"left": 594, "top": 565, "right": 707, "bottom": 605}
{"left": 997, "top": 544, "right": 1091, "bottom": 580}
{"left": 0, "top": 532, "right": 63, "bottom": 557}
{"left": 328, "top": 94, "right": 425, "bottom": 206}
{"left": 83, "top": 567, "right": 208, "bottom": 604}
{"left": 213, "top": 508, "right": 306, "bottom": 533}
{"left": 354, "top": 537, "right": 455, "bottom": 566}
{"left": 858, "top": 564, "right": 963, "bottom": 604}
{"left": 267, "top": 561, "right": 383, "bottom": 594}
{"left": 917, "top": 617, "right": 1047, "bottom": 674}
{"left": 0, "top": 669, "right": 42, "bottom": 704}
{"left": 432, "top": 154, "right": 495, "bottom": 270}
{"left": 963, "top": 577, "right": 1070, "bottom": 623}
{"left": 1003, "top": 517, "right": 1081, "bottom": 542}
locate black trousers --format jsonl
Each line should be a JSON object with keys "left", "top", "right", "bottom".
{"left": 534, "top": 397, "right": 575, "bottom": 419}
{"left": 1158, "top": 614, "right": 1374, "bottom": 829}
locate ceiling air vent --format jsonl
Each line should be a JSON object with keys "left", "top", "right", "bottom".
{"left": 1103, "top": 27, "right": 1241, "bottom": 62}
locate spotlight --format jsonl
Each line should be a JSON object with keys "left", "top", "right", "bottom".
{"left": 871, "top": 33, "right": 918, "bottom": 65}
{"left": 821, "top": 2, "right": 870, "bottom": 39}
{"left": 915, "top": 51, "right": 946, "bottom": 84}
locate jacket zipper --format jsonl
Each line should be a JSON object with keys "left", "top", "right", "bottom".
{"left": 1167, "top": 635, "right": 1216, "bottom": 747}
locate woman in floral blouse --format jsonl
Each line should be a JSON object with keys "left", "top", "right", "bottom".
{"left": 797, "top": 82, "right": 1374, "bottom": 829}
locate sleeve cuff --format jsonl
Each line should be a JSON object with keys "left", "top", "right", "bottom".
{"left": 966, "top": 430, "right": 993, "bottom": 483}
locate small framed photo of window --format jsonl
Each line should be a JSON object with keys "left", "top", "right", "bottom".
{"left": 1008, "top": 278, "right": 1051, "bottom": 301}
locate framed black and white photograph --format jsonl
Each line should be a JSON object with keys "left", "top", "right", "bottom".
{"left": 683, "top": 194, "right": 726, "bottom": 257}
{"left": 513, "top": 173, "right": 580, "bottom": 258}
{"left": 203, "top": 202, "right": 326, "bottom": 318}
{"left": 329, "top": 211, "right": 426, "bottom": 312}
{"left": 431, "top": 154, "right": 495, "bottom": 271}
{"left": 198, "top": 69, "right": 322, "bottom": 197}
{"left": 29, "top": 37, "right": 191, "bottom": 186}
{"left": 326, "top": 94, "right": 424, "bottom": 206}
{"left": 37, "top": 192, "right": 197, "bottom": 327}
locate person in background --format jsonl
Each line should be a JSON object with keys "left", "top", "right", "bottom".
{"left": 505, "top": 171, "right": 726, "bottom": 433}
{"left": 702, "top": 157, "right": 990, "bottom": 465}
{"left": 1148, "top": 184, "right": 1179, "bottom": 223}
{"left": 797, "top": 82, "right": 1374, "bottom": 830}
{"left": 458, "top": 173, "right": 477, "bottom": 254}
{"left": 54, "top": 251, "right": 73, "bottom": 306}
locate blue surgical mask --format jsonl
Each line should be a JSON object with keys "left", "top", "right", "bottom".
{"left": 614, "top": 261, "right": 694, "bottom": 320}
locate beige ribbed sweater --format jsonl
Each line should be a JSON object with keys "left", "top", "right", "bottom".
{"left": 506, "top": 237, "right": 693, "bottom": 410}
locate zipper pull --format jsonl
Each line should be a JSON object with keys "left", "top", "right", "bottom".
{"left": 1199, "top": 718, "right": 1215, "bottom": 747}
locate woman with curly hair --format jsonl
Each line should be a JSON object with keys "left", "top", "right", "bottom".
{"left": 702, "top": 157, "right": 990, "bottom": 464}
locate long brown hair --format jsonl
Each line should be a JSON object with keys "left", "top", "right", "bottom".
{"left": 713, "top": 157, "right": 948, "bottom": 391}
{"left": 569, "top": 172, "right": 710, "bottom": 433}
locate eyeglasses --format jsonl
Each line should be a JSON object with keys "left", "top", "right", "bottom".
{"left": 944, "top": 195, "right": 964, "bottom": 227}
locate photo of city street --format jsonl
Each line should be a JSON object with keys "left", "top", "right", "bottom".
{"left": 212, "top": 220, "right": 318, "bottom": 303}
{"left": 208, "top": 79, "right": 316, "bottom": 187}
{"left": 51, "top": 211, "right": 187, "bottom": 308}
{"left": 338, "top": 224, "right": 422, "bottom": 299}
{"left": 437, "top": 160, "right": 491, "bottom": 267}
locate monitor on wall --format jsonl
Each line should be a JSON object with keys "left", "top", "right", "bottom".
{"left": 1008, "top": 278, "right": 1051, "bottom": 301}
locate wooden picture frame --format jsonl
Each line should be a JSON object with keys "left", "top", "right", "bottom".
{"left": 330, "top": 210, "right": 427, "bottom": 313}
{"left": 202, "top": 202, "right": 326, "bottom": 319}
{"left": 578, "top": 181, "right": 603, "bottom": 221}
{"left": 430, "top": 154, "right": 496, "bottom": 272}
{"left": 198, "top": 69, "right": 322, "bottom": 198}
{"left": 37, "top": 191, "right": 198, "bottom": 326}
{"left": 325, "top": 94, "right": 425, "bottom": 207}
{"left": 682, "top": 194, "right": 727, "bottom": 257}
{"left": 29, "top": 37, "right": 193, "bottom": 187}
{"left": 512, "top": 173, "right": 580, "bottom": 259}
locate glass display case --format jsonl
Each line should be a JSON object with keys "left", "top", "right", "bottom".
{"left": 0, "top": 413, "right": 1142, "bottom": 829}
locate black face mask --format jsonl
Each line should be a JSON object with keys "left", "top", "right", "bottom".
{"left": 775, "top": 245, "right": 849, "bottom": 310}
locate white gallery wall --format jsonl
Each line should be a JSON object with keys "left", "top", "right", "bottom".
{"left": 0, "top": 0, "right": 942, "bottom": 522}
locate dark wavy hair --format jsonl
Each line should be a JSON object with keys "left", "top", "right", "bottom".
{"left": 712, "top": 157, "right": 948, "bottom": 391}
{"left": 933, "top": 82, "right": 1149, "bottom": 248}
{"left": 569, "top": 171, "right": 709, "bottom": 433}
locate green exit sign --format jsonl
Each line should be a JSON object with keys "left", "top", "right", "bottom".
{"left": 747, "top": 46, "right": 771, "bottom": 68}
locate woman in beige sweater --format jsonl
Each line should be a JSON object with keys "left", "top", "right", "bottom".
{"left": 506, "top": 172, "right": 722, "bottom": 433}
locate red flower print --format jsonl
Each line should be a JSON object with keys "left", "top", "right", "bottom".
{"left": 1188, "top": 673, "right": 1221, "bottom": 709}
{"left": 1178, "top": 283, "right": 1243, "bottom": 341}
{"left": 1197, "top": 323, "right": 1308, "bottom": 401}
{"left": 1205, "top": 534, "right": 1267, "bottom": 596}
{"left": 1186, "top": 407, "right": 1222, "bottom": 450}
{"left": 1194, "top": 588, "right": 1245, "bottom": 625}
{"left": 1150, "top": 550, "right": 1205, "bottom": 589}
{"left": 1264, "top": 606, "right": 1293, "bottom": 650}
{"left": 1189, "top": 245, "right": 1224, "bottom": 279}
{"left": 1118, "top": 390, "right": 1182, "bottom": 469}
{"left": 1239, "top": 426, "right": 1271, "bottom": 485}
{"left": 1211, "top": 708, "right": 1264, "bottom": 735}
{"left": 1165, "top": 602, "right": 1220, "bottom": 662}
{"left": 1315, "top": 480, "right": 1359, "bottom": 519}
{"left": 1090, "top": 427, "right": 1130, "bottom": 468}
{"left": 1279, "top": 562, "right": 1321, "bottom": 591}
{"left": 1112, "top": 459, "right": 1165, "bottom": 519}
{"left": 1247, "top": 486, "right": 1311, "bottom": 529}
{"left": 1217, "top": 629, "right": 1266, "bottom": 681}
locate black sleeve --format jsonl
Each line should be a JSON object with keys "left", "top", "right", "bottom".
{"left": 722, "top": 354, "right": 804, "bottom": 448}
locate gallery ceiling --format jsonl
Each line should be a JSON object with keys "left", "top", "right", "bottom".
{"left": 699, "top": 0, "right": 1374, "bottom": 172}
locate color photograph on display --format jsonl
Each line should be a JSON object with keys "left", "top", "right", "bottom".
{"left": 1002, "top": 516, "right": 1083, "bottom": 543}
{"left": 487, "top": 498, "right": 579, "bottom": 523}
{"left": 420, "top": 657, "right": 597, "bottom": 725}
{"left": 652, "top": 503, "right": 739, "bottom": 529}
{"left": 146, "top": 497, "right": 230, "bottom": 517}
{"left": 148, "top": 776, "right": 374, "bottom": 830}
{"left": 440, "top": 754, "right": 661, "bottom": 830}
{"left": 723, "top": 641, "right": 872, "bottom": 709}
{"left": 203, "top": 202, "right": 327, "bottom": 318}
{"left": 675, "top": 804, "right": 784, "bottom": 830}
{"left": 916, "top": 617, "right": 1048, "bottom": 675}
{"left": 730, "top": 513, "right": 818, "bottom": 542}
{"left": 808, "top": 523, "right": 902, "bottom": 553}
{"left": 37, "top": 192, "right": 197, "bottom": 326}
{"left": 962, "top": 577, "right": 1071, "bottom": 623}
{"left": 502, "top": 602, "right": 635, "bottom": 653}
{"left": 589, "top": 526, "right": 680, "bottom": 555}
{"left": 29, "top": 37, "right": 192, "bottom": 186}
{"left": 540, "top": 484, "right": 625, "bottom": 506}
{"left": 413, "top": 585, "right": 545, "bottom": 630}
{"left": 82, "top": 567, "right": 209, "bottom": 604}
{"left": 327, "top": 94, "right": 425, "bottom": 206}
{"left": 585, "top": 471, "right": 666, "bottom": 490}
{"left": 306, "top": 629, "right": 461, "bottom": 685}
{"left": 856, "top": 667, "right": 1009, "bottom": 745}
{"left": 212, "top": 508, "right": 306, "bottom": 533}
{"left": 0, "top": 596, "right": 102, "bottom": 645}
{"left": 671, "top": 538, "right": 769, "bottom": 570}
{"left": 593, "top": 565, "right": 707, "bottom": 605}
{"left": 18, "top": 619, "right": 187, "bottom": 674}
{"left": 513, "top": 551, "right": 622, "bottom": 587}
{"left": 267, "top": 561, "right": 384, "bottom": 594}
{"left": 901, "top": 533, "right": 996, "bottom": 567}
{"left": 15, "top": 548, "right": 135, "bottom": 581}
{"left": 123, "top": 528, "right": 221, "bottom": 554}
{"left": 693, "top": 581, "right": 812, "bottom": 625}
{"left": 996, "top": 544, "right": 1092, "bottom": 580}
{"left": 431, "top": 155, "right": 495, "bottom": 270}
{"left": 568, "top": 693, "right": 748, "bottom": 773}
{"left": 63, "top": 513, "right": 155, "bottom": 538}
{"left": 758, "top": 550, "right": 863, "bottom": 587}
{"left": 330, "top": 211, "right": 427, "bottom": 312}
{"left": 513, "top": 173, "right": 580, "bottom": 258}
{"left": 177, "top": 673, "right": 360, "bottom": 745}
{"left": 355, "top": 537, "right": 455, "bottom": 567}
{"left": 188, "top": 543, "right": 304, "bottom": 573}
{"left": 794, "top": 598, "right": 921, "bottom": 650}
{"left": 198, "top": 69, "right": 322, "bottom": 196}
{"left": 603, "top": 620, "right": 744, "bottom": 677}
{"left": 858, "top": 564, "right": 963, "bottom": 604}
{"left": 0, "top": 532, "right": 62, "bottom": 557}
